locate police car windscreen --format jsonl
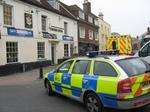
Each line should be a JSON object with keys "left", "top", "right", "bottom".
{"left": 115, "top": 58, "right": 150, "bottom": 77}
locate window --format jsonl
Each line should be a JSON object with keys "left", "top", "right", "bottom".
{"left": 79, "top": 11, "right": 85, "bottom": 20}
{"left": 94, "top": 61, "right": 118, "bottom": 77}
{"left": 116, "top": 58, "right": 150, "bottom": 77}
{"left": 94, "top": 31, "right": 98, "bottom": 40}
{"left": 6, "top": 42, "right": 18, "bottom": 63}
{"left": 88, "top": 15, "right": 93, "bottom": 23}
{"left": 141, "top": 43, "right": 150, "bottom": 57}
{"left": 70, "top": 44, "right": 74, "bottom": 56}
{"left": 79, "top": 26, "right": 85, "bottom": 38}
{"left": 89, "top": 30, "right": 94, "bottom": 40}
{"left": 72, "top": 60, "right": 91, "bottom": 74}
{"left": 41, "top": 15, "right": 47, "bottom": 31}
{"left": 3, "top": 4, "right": 12, "bottom": 26}
{"left": 25, "top": 13, "right": 33, "bottom": 28}
{"left": 64, "top": 22, "right": 68, "bottom": 35}
{"left": 64, "top": 44, "right": 69, "bottom": 57}
{"left": 57, "top": 60, "right": 73, "bottom": 73}
{"left": 37, "top": 42, "right": 45, "bottom": 59}
{"left": 94, "top": 19, "right": 98, "bottom": 26}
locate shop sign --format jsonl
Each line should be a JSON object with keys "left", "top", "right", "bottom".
{"left": 43, "top": 32, "right": 57, "bottom": 39}
{"left": 62, "top": 35, "right": 73, "bottom": 41}
{"left": 7, "top": 27, "right": 33, "bottom": 37}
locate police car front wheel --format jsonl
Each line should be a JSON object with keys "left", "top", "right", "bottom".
{"left": 85, "top": 93, "right": 103, "bottom": 112}
{"left": 46, "top": 80, "right": 53, "bottom": 96}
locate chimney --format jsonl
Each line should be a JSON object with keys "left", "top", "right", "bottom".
{"left": 147, "top": 27, "right": 150, "bottom": 32}
{"left": 98, "top": 12, "right": 104, "bottom": 20}
{"left": 83, "top": 0, "right": 91, "bottom": 13}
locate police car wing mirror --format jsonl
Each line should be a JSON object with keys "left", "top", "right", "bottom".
{"left": 59, "top": 68, "right": 69, "bottom": 73}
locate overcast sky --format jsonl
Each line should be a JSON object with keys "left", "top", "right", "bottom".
{"left": 61, "top": 0, "right": 150, "bottom": 37}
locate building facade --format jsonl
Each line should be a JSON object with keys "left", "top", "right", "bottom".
{"left": 98, "top": 13, "right": 111, "bottom": 50}
{"left": 0, "top": 0, "right": 78, "bottom": 74}
{"left": 65, "top": 0, "right": 99, "bottom": 55}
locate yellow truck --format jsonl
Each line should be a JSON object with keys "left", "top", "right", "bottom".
{"left": 106, "top": 35, "right": 132, "bottom": 55}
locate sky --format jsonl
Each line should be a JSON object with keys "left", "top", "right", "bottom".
{"left": 61, "top": 0, "right": 150, "bottom": 37}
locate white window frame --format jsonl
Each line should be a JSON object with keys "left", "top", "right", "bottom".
{"left": 3, "top": 4, "right": 13, "bottom": 26}
{"left": 37, "top": 42, "right": 45, "bottom": 59}
{"left": 6, "top": 42, "right": 18, "bottom": 63}
{"left": 79, "top": 10, "right": 85, "bottom": 20}
{"left": 64, "top": 44, "right": 69, "bottom": 57}
{"left": 79, "top": 26, "right": 85, "bottom": 38}
{"left": 88, "top": 15, "right": 93, "bottom": 23}
{"left": 41, "top": 15, "right": 47, "bottom": 32}
{"left": 89, "top": 29, "right": 94, "bottom": 40}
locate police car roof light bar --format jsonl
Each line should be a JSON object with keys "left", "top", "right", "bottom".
{"left": 86, "top": 50, "right": 119, "bottom": 58}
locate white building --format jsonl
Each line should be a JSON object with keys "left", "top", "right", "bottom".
{"left": 0, "top": 0, "right": 78, "bottom": 74}
{"left": 98, "top": 13, "right": 111, "bottom": 50}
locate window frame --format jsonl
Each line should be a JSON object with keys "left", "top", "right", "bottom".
{"left": 37, "top": 42, "right": 45, "bottom": 59}
{"left": 56, "top": 60, "right": 74, "bottom": 73}
{"left": 79, "top": 26, "right": 85, "bottom": 38}
{"left": 41, "top": 15, "right": 47, "bottom": 32}
{"left": 71, "top": 60, "right": 91, "bottom": 75}
{"left": 93, "top": 61, "right": 118, "bottom": 77}
{"left": 64, "top": 44, "right": 69, "bottom": 57}
{"left": 3, "top": 4, "right": 13, "bottom": 26}
{"left": 6, "top": 41, "right": 18, "bottom": 63}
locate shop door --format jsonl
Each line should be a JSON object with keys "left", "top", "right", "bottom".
{"left": 51, "top": 44, "right": 56, "bottom": 65}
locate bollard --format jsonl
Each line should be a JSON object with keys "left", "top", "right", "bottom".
{"left": 39, "top": 67, "right": 43, "bottom": 79}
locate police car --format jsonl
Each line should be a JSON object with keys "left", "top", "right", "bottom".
{"left": 44, "top": 51, "right": 150, "bottom": 112}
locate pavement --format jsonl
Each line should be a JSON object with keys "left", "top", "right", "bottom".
{"left": 0, "top": 68, "right": 149, "bottom": 112}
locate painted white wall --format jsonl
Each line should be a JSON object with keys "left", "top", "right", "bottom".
{"left": 0, "top": 0, "right": 78, "bottom": 65}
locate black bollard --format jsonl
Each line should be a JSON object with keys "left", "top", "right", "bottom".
{"left": 39, "top": 67, "right": 43, "bottom": 79}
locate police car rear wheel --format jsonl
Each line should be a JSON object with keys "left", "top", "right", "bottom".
{"left": 85, "top": 93, "right": 103, "bottom": 112}
{"left": 46, "top": 81, "right": 53, "bottom": 96}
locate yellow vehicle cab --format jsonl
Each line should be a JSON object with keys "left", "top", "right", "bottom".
{"left": 44, "top": 51, "right": 150, "bottom": 112}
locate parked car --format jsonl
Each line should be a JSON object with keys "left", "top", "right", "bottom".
{"left": 43, "top": 52, "right": 150, "bottom": 112}
{"left": 135, "top": 41, "right": 150, "bottom": 64}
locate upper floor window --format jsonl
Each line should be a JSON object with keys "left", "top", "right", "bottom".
{"left": 47, "top": 0, "right": 60, "bottom": 10}
{"left": 6, "top": 42, "right": 18, "bottom": 63}
{"left": 25, "top": 13, "right": 33, "bottom": 29}
{"left": 79, "top": 11, "right": 85, "bottom": 20}
{"left": 94, "top": 19, "right": 98, "bottom": 26}
{"left": 89, "top": 29, "right": 94, "bottom": 40}
{"left": 88, "top": 15, "right": 93, "bottom": 23}
{"left": 3, "top": 4, "right": 12, "bottom": 26}
{"left": 41, "top": 15, "right": 47, "bottom": 32}
{"left": 64, "top": 22, "right": 68, "bottom": 35}
{"left": 79, "top": 26, "right": 85, "bottom": 38}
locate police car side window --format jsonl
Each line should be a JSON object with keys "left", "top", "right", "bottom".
{"left": 94, "top": 61, "right": 118, "bottom": 77}
{"left": 72, "top": 60, "right": 91, "bottom": 74}
{"left": 57, "top": 60, "right": 73, "bottom": 73}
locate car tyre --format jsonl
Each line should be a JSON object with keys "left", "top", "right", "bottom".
{"left": 46, "top": 80, "right": 53, "bottom": 96}
{"left": 85, "top": 92, "right": 103, "bottom": 112}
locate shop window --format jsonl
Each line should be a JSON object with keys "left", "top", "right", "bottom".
{"left": 41, "top": 15, "right": 47, "bottom": 31}
{"left": 37, "top": 42, "right": 45, "bottom": 59}
{"left": 64, "top": 22, "right": 68, "bottom": 35}
{"left": 79, "top": 26, "right": 85, "bottom": 38}
{"left": 24, "top": 13, "right": 33, "bottom": 29}
{"left": 3, "top": 4, "right": 12, "bottom": 26}
{"left": 64, "top": 44, "right": 69, "bottom": 57}
{"left": 6, "top": 42, "right": 18, "bottom": 63}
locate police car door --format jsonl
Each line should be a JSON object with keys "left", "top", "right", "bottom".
{"left": 70, "top": 60, "right": 91, "bottom": 98}
{"left": 94, "top": 61, "right": 119, "bottom": 97}
{"left": 54, "top": 60, "right": 74, "bottom": 94}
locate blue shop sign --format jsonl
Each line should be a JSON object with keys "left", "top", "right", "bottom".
{"left": 62, "top": 35, "right": 73, "bottom": 41}
{"left": 7, "top": 27, "right": 33, "bottom": 37}
{"left": 42, "top": 32, "right": 57, "bottom": 39}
